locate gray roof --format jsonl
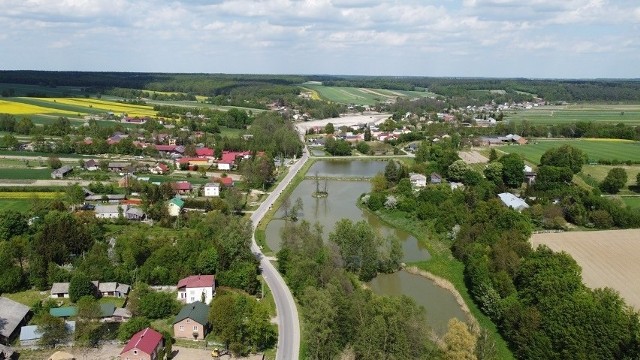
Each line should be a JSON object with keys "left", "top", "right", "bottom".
{"left": 51, "top": 165, "right": 73, "bottom": 176}
{"left": 108, "top": 162, "right": 131, "bottom": 168}
{"left": 86, "top": 194, "right": 126, "bottom": 201}
{"left": 0, "top": 344, "right": 14, "bottom": 357}
{"left": 113, "top": 308, "right": 132, "bottom": 318}
{"left": 0, "top": 297, "right": 30, "bottom": 339}
{"left": 116, "top": 283, "right": 131, "bottom": 294}
{"left": 51, "top": 282, "right": 69, "bottom": 295}
{"left": 204, "top": 183, "right": 220, "bottom": 188}
{"left": 98, "top": 282, "right": 118, "bottom": 293}
{"left": 125, "top": 207, "right": 145, "bottom": 217}
{"left": 95, "top": 204, "right": 125, "bottom": 214}
{"left": 173, "top": 301, "right": 209, "bottom": 326}
{"left": 498, "top": 192, "right": 530, "bottom": 211}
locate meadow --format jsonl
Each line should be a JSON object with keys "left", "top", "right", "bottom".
{"left": 498, "top": 139, "right": 640, "bottom": 163}
{"left": 302, "top": 84, "right": 436, "bottom": 105}
{"left": 506, "top": 104, "right": 640, "bottom": 125}
{"left": 0, "top": 168, "right": 55, "bottom": 180}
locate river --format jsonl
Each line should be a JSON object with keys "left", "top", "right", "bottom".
{"left": 266, "top": 160, "right": 467, "bottom": 334}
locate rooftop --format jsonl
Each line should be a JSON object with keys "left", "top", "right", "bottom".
{"left": 120, "top": 327, "right": 163, "bottom": 355}
{"left": 173, "top": 301, "right": 209, "bottom": 326}
{"left": 0, "top": 297, "right": 31, "bottom": 339}
{"left": 177, "top": 275, "right": 215, "bottom": 289}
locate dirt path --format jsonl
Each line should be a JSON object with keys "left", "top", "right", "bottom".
{"left": 531, "top": 229, "right": 640, "bottom": 309}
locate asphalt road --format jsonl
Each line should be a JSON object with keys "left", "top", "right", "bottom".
{"left": 250, "top": 147, "right": 308, "bottom": 360}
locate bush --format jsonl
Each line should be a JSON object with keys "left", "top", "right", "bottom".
{"left": 69, "top": 272, "right": 97, "bottom": 303}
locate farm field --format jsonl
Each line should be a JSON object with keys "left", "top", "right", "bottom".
{"left": 622, "top": 197, "right": 640, "bottom": 209}
{"left": 0, "top": 168, "right": 55, "bottom": 180}
{"left": 531, "top": 229, "right": 640, "bottom": 309}
{"left": 0, "top": 97, "right": 158, "bottom": 118}
{"left": 0, "top": 83, "right": 86, "bottom": 97}
{"left": 498, "top": 139, "right": 640, "bottom": 163}
{"left": 36, "top": 98, "right": 157, "bottom": 117}
{"left": 506, "top": 104, "right": 640, "bottom": 125}
{"left": 0, "top": 99, "right": 78, "bottom": 116}
{"left": 302, "top": 84, "right": 435, "bottom": 105}
{"left": 580, "top": 165, "right": 640, "bottom": 188}
{"left": 0, "top": 198, "right": 32, "bottom": 211}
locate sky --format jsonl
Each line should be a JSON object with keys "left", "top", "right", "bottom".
{"left": 0, "top": 0, "right": 639, "bottom": 78}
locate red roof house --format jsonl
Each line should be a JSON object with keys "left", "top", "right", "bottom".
{"left": 213, "top": 177, "right": 233, "bottom": 187}
{"left": 171, "top": 181, "right": 192, "bottom": 195}
{"left": 155, "top": 144, "right": 176, "bottom": 152}
{"left": 120, "top": 327, "right": 164, "bottom": 360}
{"left": 195, "top": 147, "right": 214, "bottom": 157}
{"left": 177, "top": 275, "right": 216, "bottom": 304}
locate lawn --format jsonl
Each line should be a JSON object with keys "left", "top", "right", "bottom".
{"left": 622, "top": 197, "right": 640, "bottom": 209}
{"left": 506, "top": 104, "right": 640, "bottom": 125}
{"left": 580, "top": 165, "right": 640, "bottom": 188}
{"left": 2, "top": 289, "right": 49, "bottom": 306}
{"left": 0, "top": 168, "right": 55, "bottom": 180}
{"left": 498, "top": 139, "right": 640, "bottom": 163}
{"left": 0, "top": 198, "right": 32, "bottom": 211}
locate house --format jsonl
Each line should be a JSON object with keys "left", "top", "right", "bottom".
{"left": 217, "top": 151, "right": 250, "bottom": 170}
{"left": 430, "top": 172, "right": 443, "bottom": 184}
{"left": 177, "top": 275, "right": 215, "bottom": 305}
{"left": 51, "top": 165, "right": 73, "bottom": 179}
{"left": 98, "top": 282, "right": 131, "bottom": 298}
{"left": 20, "top": 321, "right": 75, "bottom": 348}
{"left": 0, "top": 297, "right": 31, "bottom": 344}
{"left": 172, "top": 181, "right": 192, "bottom": 195}
{"left": 50, "top": 282, "right": 70, "bottom": 298}
{"left": 120, "top": 327, "right": 164, "bottom": 360}
{"left": 213, "top": 176, "right": 234, "bottom": 187}
{"left": 195, "top": 147, "right": 214, "bottom": 157}
{"left": 150, "top": 163, "right": 169, "bottom": 175}
{"left": 203, "top": 183, "right": 220, "bottom": 197}
{"left": 94, "top": 205, "right": 125, "bottom": 219}
{"left": 409, "top": 173, "right": 427, "bottom": 188}
{"left": 112, "top": 308, "right": 132, "bottom": 322}
{"left": 83, "top": 159, "right": 99, "bottom": 171}
{"left": 107, "top": 162, "right": 131, "bottom": 173}
{"left": 49, "top": 307, "right": 77, "bottom": 319}
{"left": 498, "top": 192, "right": 530, "bottom": 212}
{"left": 168, "top": 197, "right": 184, "bottom": 217}
{"left": 173, "top": 301, "right": 209, "bottom": 340}
{"left": 125, "top": 207, "right": 145, "bottom": 221}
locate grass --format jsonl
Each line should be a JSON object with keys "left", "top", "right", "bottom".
{"left": 2, "top": 289, "right": 49, "bottom": 306}
{"left": 580, "top": 165, "right": 640, "bottom": 189}
{"left": 0, "top": 168, "right": 55, "bottom": 180}
{"left": 622, "top": 197, "right": 640, "bottom": 209}
{"left": 36, "top": 98, "right": 157, "bottom": 117}
{"left": 498, "top": 139, "right": 640, "bottom": 163}
{"left": 301, "top": 85, "right": 436, "bottom": 106}
{"left": 0, "top": 198, "right": 33, "bottom": 211}
{"left": 506, "top": 104, "right": 640, "bottom": 125}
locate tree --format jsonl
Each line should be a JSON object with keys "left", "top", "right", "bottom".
{"left": 600, "top": 167, "right": 627, "bottom": 194}
{"left": 69, "top": 272, "right": 96, "bottom": 302}
{"left": 0, "top": 242, "right": 23, "bottom": 292}
{"left": 325, "top": 122, "right": 335, "bottom": 134}
{"left": 117, "top": 317, "right": 151, "bottom": 341}
{"left": 356, "top": 141, "right": 370, "bottom": 154}
{"left": 66, "top": 184, "right": 86, "bottom": 210}
{"left": 498, "top": 153, "right": 525, "bottom": 188}
{"left": 370, "top": 173, "right": 388, "bottom": 192}
{"left": 540, "top": 145, "right": 587, "bottom": 174}
{"left": 364, "top": 127, "right": 372, "bottom": 141}
{"left": 225, "top": 188, "right": 245, "bottom": 214}
{"left": 0, "top": 209, "right": 28, "bottom": 241}
{"left": 138, "top": 291, "right": 179, "bottom": 319}
{"left": 442, "top": 318, "right": 477, "bottom": 360}
{"left": 0, "top": 134, "right": 19, "bottom": 150}
{"left": 447, "top": 160, "right": 471, "bottom": 182}
{"left": 38, "top": 313, "right": 70, "bottom": 348}
{"left": 48, "top": 156, "right": 62, "bottom": 169}
{"left": 76, "top": 296, "right": 101, "bottom": 320}
{"left": 488, "top": 148, "right": 498, "bottom": 162}
{"left": 384, "top": 160, "right": 400, "bottom": 184}
{"left": 483, "top": 162, "right": 503, "bottom": 185}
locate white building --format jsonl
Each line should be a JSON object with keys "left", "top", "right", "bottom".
{"left": 167, "top": 197, "right": 184, "bottom": 217}
{"left": 409, "top": 173, "right": 427, "bottom": 188}
{"left": 94, "top": 205, "right": 124, "bottom": 219}
{"left": 498, "top": 192, "right": 530, "bottom": 212}
{"left": 177, "top": 275, "right": 216, "bottom": 305}
{"left": 203, "top": 183, "right": 220, "bottom": 197}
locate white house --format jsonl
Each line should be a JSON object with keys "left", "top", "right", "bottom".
{"left": 94, "top": 205, "right": 125, "bottom": 219}
{"left": 203, "top": 183, "right": 220, "bottom": 197}
{"left": 177, "top": 275, "right": 216, "bottom": 305}
{"left": 498, "top": 192, "right": 530, "bottom": 212}
{"left": 168, "top": 197, "right": 184, "bottom": 217}
{"left": 217, "top": 162, "right": 231, "bottom": 171}
{"left": 409, "top": 173, "right": 427, "bottom": 188}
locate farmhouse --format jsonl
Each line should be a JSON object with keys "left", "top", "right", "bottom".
{"left": 168, "top": 197, "right": 184, "bottom": 217}
{"left": 177, "top": 275, "right": 215, "bottom": 305}
{"left": 172, "top": 181, "right": 192, "bottom": 195}
{"left": 51, "top": 165, "right": 73, "bottom": 179}
{"left": 83, "top": 159, "right": 99, "bottom": 171}
{"left": 0, "top": 297, "right": 31, "bottom": 345}
{"left": 50, "top": 282, "right": 70, "bottom": 298}
{"left": 409, "top": 173, "right": 427, "bottom": 188}
{"left": 108, "top": 162, "right": 132, "bottom": 173}
{"left": 150, "top": 163, "right": 170, "bottom": 175}
{"left": 98, "top": 282, "right": 131, "bottom": 298}
{"left": 120, "top": 327, "right": 164, "bottom": 360}
{"left": 173, "top": 301, "right": 210, "bottom": 340}
{"left": 203, "top": 183, "right": 220, "bottom": 197}
{"left": 498, "top": 192, "right": 530, "bottom": 212}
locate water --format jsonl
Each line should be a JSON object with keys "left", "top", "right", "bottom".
{"left": 307, "top": 159, "right": 388, "bottom": 178}
{"left": 265, "top": 180, "right": 430, "bottom": 263}
{"left": 266, "top": 160, "right": 466, "bottom": 335}
{"left": 368, "top": 270, "right": 467, "bottom": 335}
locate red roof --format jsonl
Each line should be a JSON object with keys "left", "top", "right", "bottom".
{"left": 172, "top": 181, "right": 192, "bottom": 191}
{"left": 196, "top": 147, "right": 214, "bottom": 157}
{"left": 177, "top": 275, "right": 215, "bottom": 289}
{"left": 213, "top": 177, "right": 233, "bottom": 186}
{"left": 120, "top": 327, "right": 163, "bottom": 355}
{"left": 220, "top": 151, "right": 250, "bottom": 164}
{"left": 155, "top": 144, "right": 176, "bottom": 152}
{"left": 157, "top": 163, "right": 169, "bottom": 171}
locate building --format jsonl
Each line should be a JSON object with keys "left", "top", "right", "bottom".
{"left": 49, "top": 307, "right": 77, "bottom": 318}
{"left": 20, "top": 321, "right": 75, "bottom": 348}
{"left": 409, "top": 173, "right": 427, "bottom": 188}
{"left": 85, "top": 194, "right": 126, "bottom": 203}
{"left": 203, "top": 183, "right": 220, "bottom": 197}
{"left": 120, "top": 327, "right": 164, "bottom": 360}
{"left": 498, "top": 192, "right": 530, "bottom": 212}
{"left": 50, "top": 282, "right": 70, "bottom": 298}
{"left": 112, "top": 307, "right": 132, "bottom": 322}
{"left": 430, "top": 172, "right": 443, "bottom": 184}
{"left": 172, "top": 181, "right": 192, "bottom": 195}
{"left": 51, "top": 165, "right": 73, "bottom": 179}
{"left": 150, "top": 163, "right": 169, "bottom": 175}
{"left": 173, "top": 301, "right": 209, "bottom": 340}
{"left": 0, "top": 297, "right": 31, "bottom": 344}
{"left": 125, "top": 207, "right": 146, "bottom": 221}
{"left": 168, "top": 197, "right": 184, "bottom": 217}
{"left": 98, "top": 282, "right": 131, "bottom": 298}
{"left": 177, "top": 275, "right": 215, "bottom": 305}
{"left": 83, "top": 159, "right": 99, "bottom": 171}
{"left": 108, "top": 162, "right": 131, "bottom": 173}
{"left": 0, "top": 344, "right": 15, "bottom": 360}
{"left": 94, "top": 205, "right": 125, "bottom": 219}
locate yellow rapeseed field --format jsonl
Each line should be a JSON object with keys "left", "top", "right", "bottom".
{"left": 36, "top": 98, "right": 157, "bottom": 118}
{"left": 0, "top": 192, "right": 60, "bottom": 199}
{"left": 0, "top": 100, "right": 77, "bottom": 115}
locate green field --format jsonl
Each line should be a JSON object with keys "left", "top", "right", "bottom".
{"left": 622, "top": 197, "right": 640, "bottom": 209}
{"left": 0, "top": 168, "right": 54, "bottom": 180}
{"left": 0, "top": 198, "right": 32, "bottom": 211}
{"left": 506, "top": 104, "right": 640, "bottom": 125}
{"left": 302, "top": 84, "right": 436, "bottom": 106}
{"left": 498, "top": 139, "right": 640, "bottom": 163}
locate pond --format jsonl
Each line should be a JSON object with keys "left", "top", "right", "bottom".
{"left": 266, "top": 160, "right": 467, "bottom": 335}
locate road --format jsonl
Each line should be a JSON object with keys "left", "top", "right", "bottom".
{"left": 250, "top": 143, "right": 308, "bottom": 360}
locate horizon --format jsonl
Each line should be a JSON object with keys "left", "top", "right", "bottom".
{"left": 1, "top": 1, "right": 638, "bottom": 78}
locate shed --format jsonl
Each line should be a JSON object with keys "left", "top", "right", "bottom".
{"left": 498, "top": 192, "right": 530, "bottom": 212}
{"left": 49, "top": 306, "right": 77, "bottom": 318}
{"left": 0, "top": 297, "right": 31, "bottom": 344}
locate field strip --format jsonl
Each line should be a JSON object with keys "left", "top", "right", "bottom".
{"left": 531, "top": 229, "right": 640, "bottom": 309}
{"left": 358, "top": 88, "right": 394, "bottom": 98}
